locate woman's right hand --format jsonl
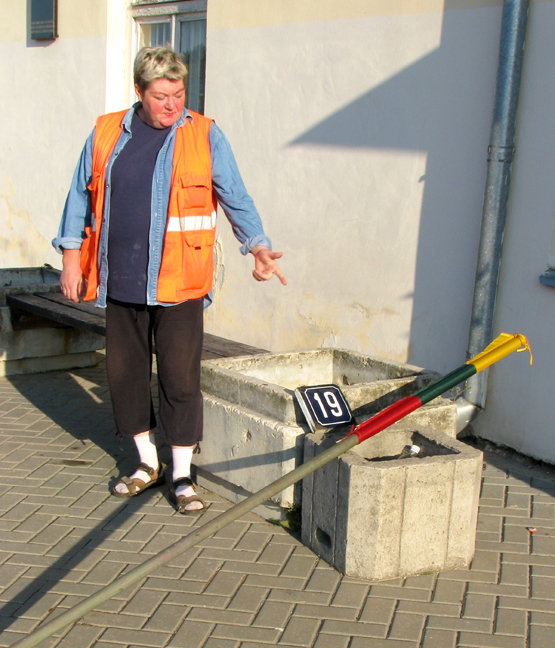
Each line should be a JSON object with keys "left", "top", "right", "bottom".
{"left": 60, "top": 249, "right": 85, "bottom": 302}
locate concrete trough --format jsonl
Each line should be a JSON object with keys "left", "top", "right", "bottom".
{"left": 198, "top": 349, "right": 458, "bottom": 513}
{"left": 302, "top": 424, "right": 483, "bottom": 581}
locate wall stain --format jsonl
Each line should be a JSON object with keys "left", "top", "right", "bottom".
{"left": 294, "top": 295, "right": 405, "bottom": 359}
{"left": 213, "top": 236, "right": 225, "bottom": 290}
{"left": 0, "top": 178, "right": 50, "bottom": 267}
{"left": 350, "top": 302, "right": 398, "bottom": 319}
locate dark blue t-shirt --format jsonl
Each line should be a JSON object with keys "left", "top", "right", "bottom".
{"left": 107, "top": 111, "right": 170, "bottom": 303}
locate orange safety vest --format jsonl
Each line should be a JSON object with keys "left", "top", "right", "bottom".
{"left": 80, "top": 109, "right": 217, "bottom": 303}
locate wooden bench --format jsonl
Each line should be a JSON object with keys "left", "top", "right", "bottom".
{"left": 7, "top": 291, "right": 267, "bottom": 360}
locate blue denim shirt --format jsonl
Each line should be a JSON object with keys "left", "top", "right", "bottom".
{"left": 52, "top": 104, "right": 271, "bottom": 308}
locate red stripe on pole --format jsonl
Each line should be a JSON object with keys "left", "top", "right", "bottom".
{"left": 354, "top": 395, "right": 422, "bottom": 443}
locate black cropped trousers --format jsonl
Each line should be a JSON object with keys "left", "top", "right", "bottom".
{"left": 105, "top": 297, "right": 203, "bottom": 447}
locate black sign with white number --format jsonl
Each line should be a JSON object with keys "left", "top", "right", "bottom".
{"left": 295, "top": 384, "right": 352, "bottom": 432}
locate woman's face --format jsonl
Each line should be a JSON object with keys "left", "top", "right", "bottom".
{"left": 135, "top": 78, "right": 186, "bottom": 129}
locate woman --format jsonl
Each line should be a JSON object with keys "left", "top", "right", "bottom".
{"left": 53, "top": 47, "right": 285, "bottom": 514}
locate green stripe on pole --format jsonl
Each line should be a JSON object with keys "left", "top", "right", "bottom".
{"left": 413, "top": 363, "right": 476, "bottom": 405}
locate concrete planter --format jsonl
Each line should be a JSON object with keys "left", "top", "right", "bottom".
{"left": 199, "top": 349, "right": 457, "bottom": 513}
{"left": 302, "top": 425, "right": 483, "bottom": 580}
{"left": 0, "top": 267, "right": 105, "bottom": 376}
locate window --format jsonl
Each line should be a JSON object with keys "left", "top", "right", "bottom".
{"left": 179, "top": 19, "right": 206, "bottom": 114}
{"left": 132, "top": 1, "right": 207, "bottom": 114}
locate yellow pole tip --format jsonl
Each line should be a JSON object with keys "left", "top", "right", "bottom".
{"left": 512, "top": 333, "right": 533, "bottom": 365}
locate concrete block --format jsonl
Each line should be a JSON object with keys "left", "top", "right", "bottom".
{"left": 197, "top": 393, "right": 303, "bottom": 508}
{"left": 199, "top": 349, "right": 457, "bottom": 517}
{"left": 302, "top": 424, "right": 483, "bottom": 581}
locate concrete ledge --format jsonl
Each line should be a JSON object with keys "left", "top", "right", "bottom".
{"left": 202, "top": 349, "right": 457, "bottom": 435}
{"left": 202, "top": 349, "right": 444, "bottom": 426}
{"left": 0, "top": 350, "right": 102, "bottom": 376}
{"left": 0, "top": 266, "right": 60, "bottom": 306}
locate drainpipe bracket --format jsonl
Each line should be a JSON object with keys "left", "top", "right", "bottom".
{"left": 487, "top": 145, "right": 516, "bottom": 162}
{"left": 539, "top": 269, "right": 555, "bottom": 288}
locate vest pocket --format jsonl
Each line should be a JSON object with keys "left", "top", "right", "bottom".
{"left": 159, "top": 228, "right": 215, "bottom": 297}
{"left": 182, "top": 229, "right": 215, "bottom": 291}
{"left": 178, "top": 173, "right": 211, "bottom": 210}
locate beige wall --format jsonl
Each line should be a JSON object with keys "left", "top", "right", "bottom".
{"left": 204, "top": 0, "right": 502, "bottom": 373}
{"left": 472, "top": 1, "right": 555, "bottom": 462}
{"left": 106, "top": 0, "right": 134, "bottom": 113}
{"left": 205, "top": 0, "right": 555, "bottom": 463}
{"left": 0, "top": 0, "right": 108, "bottom": 269}
{"left": 207, "top": 0, "right": 504, "bottom": 29}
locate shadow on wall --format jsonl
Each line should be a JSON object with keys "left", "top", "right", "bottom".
{"left": 288, "top": 8, "right": 501, "bottom": 373}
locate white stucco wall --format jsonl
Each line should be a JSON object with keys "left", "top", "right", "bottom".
{"left": 205, "top": 0, "right": 555, "bottom": 463}
{"left": 204, "top": 0, "right": 503, "bottom": 377}
{"left": 472, "top": 0, "right": 555, "bottom": 463}
{"left": 105, "top": 0, "right": 134, "bottom": 114}
{"left": 0, "top": 0, "right": 109, "bottom": 269}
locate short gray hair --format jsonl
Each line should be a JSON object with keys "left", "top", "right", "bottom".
{"left": 133, "top": 46, "right": 188, "bottom": 92}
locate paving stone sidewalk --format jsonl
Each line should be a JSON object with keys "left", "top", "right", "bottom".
{"left": 0, "top": 354, "right": 554, "bottom": 648}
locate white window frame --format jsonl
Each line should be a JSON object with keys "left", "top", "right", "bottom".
{"left": 130, "top": 1, "right": 207, "bottom": 107}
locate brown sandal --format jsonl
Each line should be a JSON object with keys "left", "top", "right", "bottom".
{"left": 169, "top": 477, "right": 206, "bottom": 515}
{"left": 112, "top": 462, "right": 165, "bottom": 498}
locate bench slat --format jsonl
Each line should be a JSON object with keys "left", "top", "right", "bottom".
{"left": 7, "top": 292, "right": 268, "bottom": 358}
{"left": 39, "top": 291, "right": 106, "bottom": 318}
{"left": 202, "top": 333, "right": 267, "bottom": 357}
{"left": 7, "top": 293, "right": 107, "bottom": 336}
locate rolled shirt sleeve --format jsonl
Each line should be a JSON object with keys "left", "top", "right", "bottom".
{"left": 209, "top": 122, "right": 271, "bottom": 255}
{"left": 52, "top": 129, "right": 95, "bottom": 254}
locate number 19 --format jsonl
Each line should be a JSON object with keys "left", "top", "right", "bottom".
{"left": 313, "top": 391, "right": 344, "bottom": 418}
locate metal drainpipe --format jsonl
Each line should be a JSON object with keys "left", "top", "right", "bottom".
{"left": 463, "top": 0, "right": 529, "bottom": 420}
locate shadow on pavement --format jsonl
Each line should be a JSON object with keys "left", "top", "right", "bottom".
{"left": 0, "top": 358, "right": 174, "bottom": 638}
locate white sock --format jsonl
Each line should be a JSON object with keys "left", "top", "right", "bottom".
{"left": 135, "top": 432, "right": 159, "bottom": 470}
{"left": 172, "top": 447, "right": 193, "bottom": 483}
{"left": 172, "top": 446, "right": 202, "bottom": 510}
{"left": 114, "top": 432, "right": 158, "bottom": 494}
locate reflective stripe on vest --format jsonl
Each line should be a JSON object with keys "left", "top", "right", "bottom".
{"left": 166, "top": 212, "right": 216, "bottom": 232}
{"left": 81, "top": 109, "right": 217, "bottom": 303}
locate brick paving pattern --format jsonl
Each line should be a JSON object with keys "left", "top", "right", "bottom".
{"left": 0, "top": 353, "right": 554, "bottom": 647}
